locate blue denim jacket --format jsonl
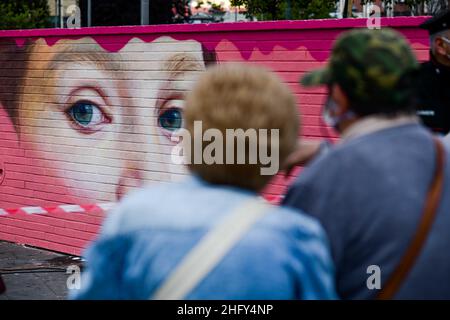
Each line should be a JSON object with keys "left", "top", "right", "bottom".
{"left": 71, "top": 176, "right": 337, "bottom": 300}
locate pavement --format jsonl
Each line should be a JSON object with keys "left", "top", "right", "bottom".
{"left": 0, "top": 241, "right": 83, "bottom": 300}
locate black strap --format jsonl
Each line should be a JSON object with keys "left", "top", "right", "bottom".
{"left": 0, "top": 274, "right": 5, "bottom": 294}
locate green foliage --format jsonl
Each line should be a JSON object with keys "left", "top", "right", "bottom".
{"left": 230, "top": 0, "right": 336, "bottom": 20}
{"left": 211, "top": 3, "right": 225, "bottom": 12}
{"left": 231, "top": 0, "right": 282, "bottom": 20}
{"left": 232, "top": 0, "right": 448, "bottom": 20}
{"left": 360, "top": 0, "right": 425, "bottom": 5}
{"left": 0, "top": 0, "right": 51, "bottom": 30}
{"left": 196, "top": 1, "right": 205, "bottom": 9}
{"left": 289, "top": 0, "right": 337, "bottom": 19}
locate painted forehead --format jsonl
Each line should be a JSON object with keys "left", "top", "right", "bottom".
{"left": 30, "top": 36, "right": 206, "bottom": 75}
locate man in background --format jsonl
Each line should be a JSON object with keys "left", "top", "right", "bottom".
{"left": 417, "top": 10, "right": 450, "bottom": 136}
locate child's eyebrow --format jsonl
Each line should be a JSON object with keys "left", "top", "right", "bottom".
{"left": 154, "top": 53, "right": 204, "bottom": 113}
{"left": 46, "top": 48, "right": 122, "bottom": 72}
{"left": 164, "top": 53, "right": 204, "bottom": 80}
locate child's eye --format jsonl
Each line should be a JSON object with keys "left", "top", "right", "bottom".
{"left": 158, "top": 107, "right": 183, "bottom": 132}
{"left": 67, "top": 100, "right": 108, "bottom": 129}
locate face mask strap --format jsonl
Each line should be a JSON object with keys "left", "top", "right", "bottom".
{"left": 322, "top": 95, "right": 356, "bottom": 131}
{"left": 438, "top": 36, "right": 450, "bottom": 60}
{"left": 440, "top": 36, "right": 450, "bottom": 45}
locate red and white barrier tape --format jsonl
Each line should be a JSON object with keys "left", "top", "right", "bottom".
{"left": 0, "top": 203, "right": 116, "bottom": 216}
{"left": 0, "top": 195, "right": 281, "bottom": 217}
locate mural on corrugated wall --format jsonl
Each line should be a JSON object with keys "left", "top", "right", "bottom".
{"left": 0, "top": 19, "right": 430, "bottom": 254}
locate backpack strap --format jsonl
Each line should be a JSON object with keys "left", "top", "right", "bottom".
{"left": 377, "top": 137, "right": 446, "bottom": 299}
{"left": 151, "top": 198, "right": 271, "bottom": 300}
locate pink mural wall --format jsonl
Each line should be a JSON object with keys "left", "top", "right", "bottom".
{"left": 0, "top": 18, "right": 430, "bottom": 255}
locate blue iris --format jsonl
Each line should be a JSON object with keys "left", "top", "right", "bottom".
{"left": 68, "top": 101, "right": 96, "bottom": 127}
{"left": 159, "top": 108, "right": 182, "bottom": 131}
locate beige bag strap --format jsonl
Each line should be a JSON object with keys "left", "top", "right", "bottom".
{"left": 151, "top": 198, "right": 271, "bottom": 300}
{"left": 377, "top": 138, "right": 446, "bottom": 299}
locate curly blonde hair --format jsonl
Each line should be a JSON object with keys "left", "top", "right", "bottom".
{"left": 184, "top": 63, "right": 299, "bottom": 191}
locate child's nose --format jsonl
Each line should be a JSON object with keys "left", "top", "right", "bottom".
{"left": 116, "top": 166, "right": 143, "bottom": 201}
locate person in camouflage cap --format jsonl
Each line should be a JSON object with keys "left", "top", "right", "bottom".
{"left": 283, "top": 28, "right": 450, "bottom": 299}
{"left": 282, "top": 28, "right": 421, "bottom": 172}
{"left": 302, "top": 28, "right": 419, "bottom": 118}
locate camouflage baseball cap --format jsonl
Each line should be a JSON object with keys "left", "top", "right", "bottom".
{"left": 301, "top": 28, "right": 419, "bottom": 106}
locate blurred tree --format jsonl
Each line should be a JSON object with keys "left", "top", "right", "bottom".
{"left": 172, "top": 0, "right": 192, "bottom": 23}
{"left": 210, "top": 2, "right": 225, "bottom": 12}
{"left": 0, "top": 0, "right": 51, "bottom": 30}
{"left": 230, "top": 0, "right": 336, "bottom": 20}
{"left": 230, "top": 0, "right": 283, "bottom": 20}
{"left": 196, "top": 1, "right": 205, "bottom": 9}
{"left": 360, "top": 0, "right": 450, "bottom": 16}
{"left": 81, "top": 0, "right": 140, "bottom": 26}
{"left": 80, "top": 0, "right": 175, "bottom": 26}
{"left": 151, "top": 0, "right": 173, "bottom": 24}
{"left": 293, "top": 0, "right": 337, "bottom": 19}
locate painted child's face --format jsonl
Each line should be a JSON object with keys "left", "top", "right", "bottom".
{"left": 16, "top": 36, "right": 207, "bottom": 204}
